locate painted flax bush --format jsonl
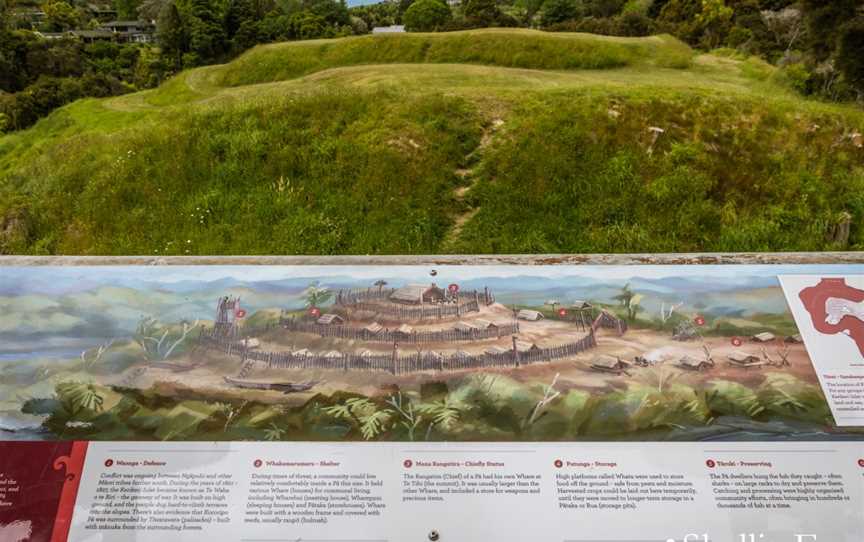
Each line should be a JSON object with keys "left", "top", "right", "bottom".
{"left": 19, "top": 370, "right": 842, "bottom": 442}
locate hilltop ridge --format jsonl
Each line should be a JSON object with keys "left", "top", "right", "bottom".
{"left": 0, "top": 30, "right": 862, "bottom": 255}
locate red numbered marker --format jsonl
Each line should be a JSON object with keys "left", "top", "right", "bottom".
{"left": 309, "top": 307, "right": 321, "bottom": 318}
{"left": 448, "top": 283, "right": 460, "bottom": 294}
{"left": 558, "top": 308, "right": 568, "bottom": 318}
{"left": 235, "top": 308, "right": 247, "bottom": 319}
{"left": 705, "top": 459, "right": 716, "bottom": 468}
{"left": 731, "top": 337, "right": 743, "bottom": 347}
{"left": 694, "top": 316, "right": 706, "bottom": 327}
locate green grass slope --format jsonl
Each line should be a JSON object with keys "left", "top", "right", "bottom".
{"left": 217, "top": 29, "right": 694, "bottom": 87}
{"left": 1, "top": 29, "right": 862, "bottom": 255}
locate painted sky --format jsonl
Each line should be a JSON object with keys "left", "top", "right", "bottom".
{"left": 2, "top": 264, "right": 864, "bottom": 292}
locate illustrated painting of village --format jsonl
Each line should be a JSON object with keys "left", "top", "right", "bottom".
{"left": 2, "top": 265, "right": 863, "bottom": 443}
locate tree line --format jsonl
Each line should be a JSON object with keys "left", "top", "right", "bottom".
{"left": 1, "top": 0, "right": 862, "bottom": 133}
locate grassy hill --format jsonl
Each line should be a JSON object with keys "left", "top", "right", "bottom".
{"left": 1, "top": 29, "right": 862, "bottom": 255}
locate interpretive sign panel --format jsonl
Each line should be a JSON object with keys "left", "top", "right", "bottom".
{"left": 1, "top": 262, "right": 862, "bottom": 541}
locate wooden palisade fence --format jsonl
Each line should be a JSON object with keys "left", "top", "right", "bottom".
{"left": 278, "top": 317, "right": 520, "bottom": 344}
{"left": 333, "top": 287, "right": 493, "bottom": 320}
{"left": 199, "top": 329, "right": 599, "bottom": 375}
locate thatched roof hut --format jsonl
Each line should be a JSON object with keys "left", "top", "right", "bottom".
{"left": 727, "top": 351, "right": 760, "bottom": 364}
{"left": 677, "top": 355, "right": 711, "bottom": 371}
{"left": 317, "top": 314, "right": 344, "bottom": 325}
{"left": 364, "top": 322, "right": 383, "bottom": 334}
{"left": 390, "top": 283, "right": 446, "bottom": 305}
{"left": 517, "top": 309, "right": 544, "bottom": 321}
{"left": 453, "top": 321, "right": 478, "bottom": 332}
{"left": 590, "top": 355, "right": 631, "bottom": 374}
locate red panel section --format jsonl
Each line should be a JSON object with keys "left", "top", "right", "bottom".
{"left": 50, "top": 441, "right": 88, "bottom": 542}
{"left": 799, "top": 278, "right": 864, "bottom": 356}
{"left": 0, "top": 441, "right": 87, "bottom": 542}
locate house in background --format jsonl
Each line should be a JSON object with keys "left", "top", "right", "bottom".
{"left": 372, "top": 25, "right": 405, "bottom": 34}
{"left": 101, "top": 20, "right": 156, "bottom": 43}
{"left": 70, "top": 29, "right": 115, "bottom": 43}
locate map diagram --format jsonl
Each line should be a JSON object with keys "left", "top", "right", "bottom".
{"left": 799, "top": 278, "right": 864, "bottom": 357}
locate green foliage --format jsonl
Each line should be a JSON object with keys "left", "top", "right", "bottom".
{"left": 324, "top": 392, "right": 461, "bottom": 440}
{"left": 695, "top": 0, "right": 733, "bottom": 49}
{"left": 303, "top": 281, "right": 333, "bottom": 308}
{"left": 463, "top": 0, "right": 504, "bottom": 26}
{"left": 133, "top": 316, "right": 199, "bottom": 360}
{"left": 158, "top": 1, "right": 186, "bottom": 68}
{"left": 263, "top": 422, "right": 287, "bottom": 440}
{"left": 114, "top": 0, "right": 142, "bottom": 20}
{"left": 776, "top": 61, "right": 811, "bottom": 95}
{"left": 0, "top": 32, "right": 163, "bottom": 131}
{"left": 20, "top": 367, "right": 849, "bottom": 441}
{"left": 800, "top": 0, "right": 858, "bottom": 60}
{"left": 704, "top": 380, "right": 765, "bottom": 418}
{"left": 403, "top": 0, "right": 451, "bottom": 32}
{"left": 56, "top": 381, "right": 105, "bottom": 416}
{"left": 41, "top": 0, "right": 83, "bottom": 32}
{"left": 541, "top": 0, "right": 580, "bottom": 26}
{"left": 756, "top": 373, "right": 832, "bottom": 425}
{"left": 0, "top": 73, "right": 128, "bottom": 131}
{"left": 836, "top": 17, "right": 864, "bottom": 94}
{"left": 187, "top": 0, "right": 227, "bottom": 62}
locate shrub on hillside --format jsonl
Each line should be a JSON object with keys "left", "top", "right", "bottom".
{"left": 836, "top": 18, "right": 864, "bottom": 97}
{"left": 404, "top": 0, "right": 452, "bottom": 32}
{"left": 463, "top": 0, "right": 518, "bottom": 27}
{"left": 540, "top": 0, "right": 581, "bottom": 27}
{"left": 0, "top": 74, "right": 129, "bottom": 132}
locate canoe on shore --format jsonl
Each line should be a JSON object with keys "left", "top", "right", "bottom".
{"left": 223, "top": 376, "right": 319, "bottom": 393}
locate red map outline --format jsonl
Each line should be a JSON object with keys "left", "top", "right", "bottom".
{"left": 799, "top": 277, "right": 864, "bottom": 357}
